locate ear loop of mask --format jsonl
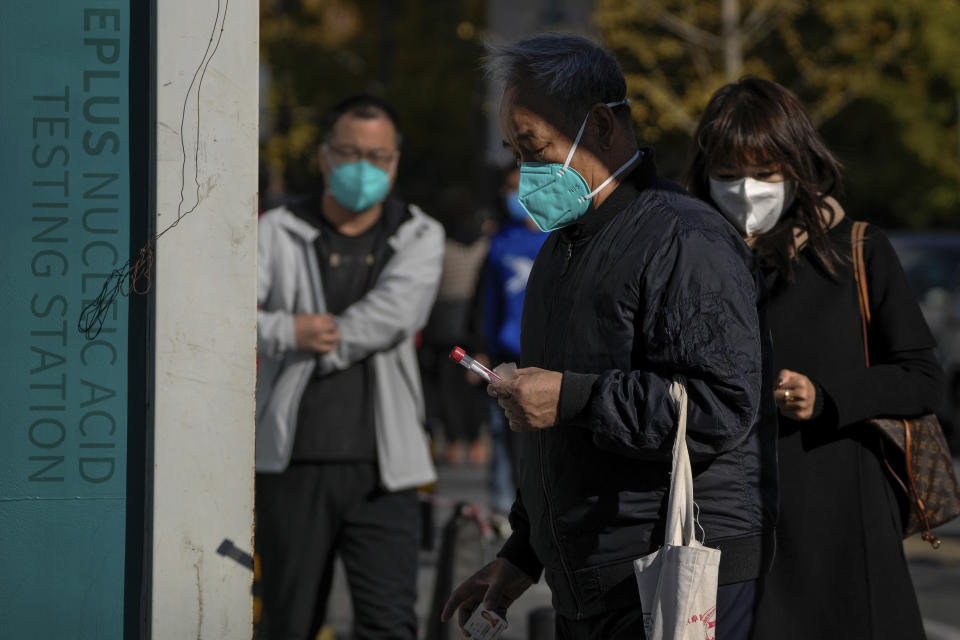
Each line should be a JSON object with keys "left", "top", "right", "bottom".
{"left": 554, "top": 99, "right": 640, "bottom": 202}
{"left": 322, "top": 144, "right": 339, "bottom": 171}
{"left": 580, "top": 149, "right": 641, "bottom": 203}
{"left": 557, "top": 99, "right": 631, "bottom": 176}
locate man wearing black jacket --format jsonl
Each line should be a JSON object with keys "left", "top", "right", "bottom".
{"left": 442, "top": 35, "right": 777, "bottom": 639}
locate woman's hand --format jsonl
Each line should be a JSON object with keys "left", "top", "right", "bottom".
{"left": 775, "top": 369, "right": 817, "bottom": 420}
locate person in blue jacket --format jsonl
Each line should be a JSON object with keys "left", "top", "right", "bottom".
{"left": 482, "top": 166, "right": 547, "bottom": 514}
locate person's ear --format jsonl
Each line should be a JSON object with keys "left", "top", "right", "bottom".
{"left": 592, "top": 104, "right": 616, "bottom": 151}
{"left": 318, "top": 143, "right": 330, "bottom": 175}
{"left": 389, "top": 152, "right": 401, "bottom": 179}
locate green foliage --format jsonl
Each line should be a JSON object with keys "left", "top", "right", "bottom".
{"left": 596, "top": 0, "right": 960, "bottom": 227}
{"left": 260, "top": 0, "right": 488, "bottom": 215}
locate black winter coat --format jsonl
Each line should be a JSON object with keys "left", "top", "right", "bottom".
{"left": 497, "top": 151, "right": 778, "bottom": 620}
{"left": 751, "top": 219, "right": 940, "bottom": 639}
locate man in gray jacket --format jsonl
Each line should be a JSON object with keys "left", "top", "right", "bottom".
{"left": 256, "top": 95, "right": 444, "bottom": 640}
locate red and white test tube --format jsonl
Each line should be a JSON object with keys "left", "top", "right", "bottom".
{"left": 449, "top": 346, "right": 502, "bottom": 384}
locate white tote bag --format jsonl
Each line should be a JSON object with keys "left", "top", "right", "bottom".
{"left": 634, "top": 380, "right": 721, "bottom": 640}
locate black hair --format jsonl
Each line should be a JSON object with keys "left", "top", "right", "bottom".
{"left": 684, "top": 77, "right": 844, "bottom": 280}
{"left": 320, "top": 95, "right": 403, "bottom": 147}
{"left": 484, "top": 33, "right": 631, "bottom": 133}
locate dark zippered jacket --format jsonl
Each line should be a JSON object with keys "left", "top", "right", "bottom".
{"left": 497, "top": 150, "right": 778, "bottom": 620}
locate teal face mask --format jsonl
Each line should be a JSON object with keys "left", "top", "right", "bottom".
{"left": 517, "top": 100, "right": 640, "bottom": 232}
{"left": 326, "top": 154, "right": 392, "bottom": 212}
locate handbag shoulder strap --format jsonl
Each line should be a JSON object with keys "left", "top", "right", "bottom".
{"left": 851, "top": 223, "right": 936, "bottom": 543}
{"left": 850, "top": 220, "right": 871, "bottom": 367}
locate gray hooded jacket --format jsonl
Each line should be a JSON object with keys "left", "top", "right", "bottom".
{"left": 256, "top": 200, "right": 443, "bottom": 490}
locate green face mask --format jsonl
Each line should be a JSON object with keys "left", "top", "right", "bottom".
{"left": 327, "top": 155, "right": 392, "bottom": 212}
{"left": 517, "top": 100, "right": 639, "bottom": 232}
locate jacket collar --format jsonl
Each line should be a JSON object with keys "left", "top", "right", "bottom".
{"left": 276, "top": 205, "right": 320, "bottom": 241}
{"left": 565, "top": 146, "right": 658, "bottom": 239}
{"left": 279, "top": 192, "right": 410, "bottom": 242}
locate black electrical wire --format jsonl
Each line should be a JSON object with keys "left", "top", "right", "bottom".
{"left": 78, "top": 0, "right": 229, "bottom": 340}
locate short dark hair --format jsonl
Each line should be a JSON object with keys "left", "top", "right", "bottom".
{"left": 684, "top": 77, "right": 844, "bottom": 279}
{"left": 321, "top": 95, "right": 403, "bottom": 147}
{"left": 484, "top": 34, "right": 630, "bottom": 132}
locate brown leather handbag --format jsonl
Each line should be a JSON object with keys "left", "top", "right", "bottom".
{"left": 851, "top": 220, "right": 960, "bottom": 548}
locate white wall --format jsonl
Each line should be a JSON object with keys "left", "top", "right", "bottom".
{"left": 151, "top": 0, "right": 258, "bottom": 636}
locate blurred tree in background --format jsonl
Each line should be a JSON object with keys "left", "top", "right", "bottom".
{"left": 260, "top": 0, "right": 489, "bottom": 224}
{"left": 596, "top": 0, "right": 960, "bottom": 228}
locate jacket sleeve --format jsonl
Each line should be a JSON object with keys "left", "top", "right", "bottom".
{"left": 816, "top": 227, "right": 942, "bottom": 426}
{"left": 560, "top": 225, "right": 763, "bottom": 462}
{"left": 315, "top": 215, "right": 445, "bottom": 374}
{"left": 496, "top": 493, "right": 543, "bottom": 582}
{"left": 257, "top": 212, "right": 298, "bottom": 359}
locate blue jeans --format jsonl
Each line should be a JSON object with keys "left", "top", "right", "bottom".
{"left": 487, "top": 398, "right": 515, "bottom": 514}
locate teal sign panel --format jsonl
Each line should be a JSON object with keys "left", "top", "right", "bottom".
{"left": 0, "top": 2, "right": 131, "bottom": 637}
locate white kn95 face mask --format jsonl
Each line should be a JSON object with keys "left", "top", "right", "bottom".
{"left": 709, "top": 177, "right": 795, "bottom": 236}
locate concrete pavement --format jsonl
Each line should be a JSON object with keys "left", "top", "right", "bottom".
{"left": 904, "top": 460, "right": 960, "bottom": 639}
